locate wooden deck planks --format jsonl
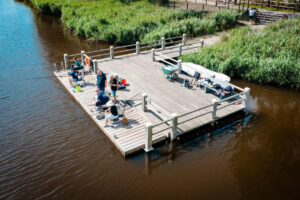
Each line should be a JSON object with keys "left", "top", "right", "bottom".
{"left": 55, "top": 44, "right": 246, "bottom": 157}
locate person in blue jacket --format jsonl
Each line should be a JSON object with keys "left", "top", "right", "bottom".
{"left": 68, "top": 68, "right": 78, "bottom": 86}
{"left": 96, "top": 71, "right": 107, "bottom": 92}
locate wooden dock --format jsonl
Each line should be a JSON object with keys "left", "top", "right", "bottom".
{"left": 54, "top": 35, "right": 250, "bottom": 157}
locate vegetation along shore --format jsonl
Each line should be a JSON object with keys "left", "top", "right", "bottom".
{"left": 27, "top": 0, "right": 241, "bottom": 44}
{"left": 182, "top": 18, "right": 300, "bottom": 89}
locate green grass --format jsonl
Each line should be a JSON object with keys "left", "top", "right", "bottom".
{"left": 27, "top": 0, "right": 241, "bottom": 44}
{"left": 181, "top": 18, "right": 300, "bottom": 88}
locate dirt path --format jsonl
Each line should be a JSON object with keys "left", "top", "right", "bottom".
{"left": 188, "top": 21, "right": 266, "bottom": 47}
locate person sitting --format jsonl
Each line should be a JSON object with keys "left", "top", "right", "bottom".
{"left": 191, "top": 71, "right": 201, "bottom": 86}
{"left": 221, "top": 85, "right": 233, "bottom": 98}
{"left": 68, "top": 68, "right": 78, "bottom": 86}
{"left": 73, "top": 57, "right": 82, "bottom": 70}
{"left": 95, "top": 89, "right": 108, "bottom": 108}
{"left": 103, "top": 101, "right": 118, "bottom": 126}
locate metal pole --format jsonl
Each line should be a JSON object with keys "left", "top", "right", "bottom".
{"left": 212, "top": 98, "right": 218, "bottom": 120}
{"left": 144, "top": 123, "right": 154, "bottom": 152}
{"left": 64, "top": 54, "right": 69, "bottom": 69}
{"left": 177, "top": 60, "right": 182, "bottom": 73}
{"left": 93, "top": 60, "right": 97, "bottom": 74}
{"left": 110, "top": 46, "right": 114, "bottom": 59}
{"left": 151, "top": 48, "right": 155, "bottom": 61}
{"left": 178, "top": 43, "right": 183, "bottom": 57}
{"left": 81, "top": 50, "right": 85, "bottom": 65}
{"left": 244, "top": 87, "right": 250, "bottom": 114}
{"left": 170, "top": 113, "right": 178, "bottom": 141}
{"left": 136, "top": 41, "right": 140, "bottom": 54}
{"left": 142, "top": 93, "right": 148, "bottom": 112}
{"left": 161, "top": 37, "right": 165, "bottom": 49}
{"left": 182, "top": 34, "right": 187, "bottom": 45}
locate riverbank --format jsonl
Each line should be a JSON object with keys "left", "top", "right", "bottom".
{"left": 181, "top": 18, "right": 300, "bottom": 89}
{"left": 26, "top": 0, "right": 241, "bottom": 44}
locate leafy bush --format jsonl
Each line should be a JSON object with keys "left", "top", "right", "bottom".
{"left": 27, "top": 0, "right": 240, "bottom": 44}
{"left": 181, "top": 18, "right": 300, "bottom": 88}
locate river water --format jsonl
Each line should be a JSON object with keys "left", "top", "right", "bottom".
{"left": 0, "top": 1, "right": 299, "bottom": 199}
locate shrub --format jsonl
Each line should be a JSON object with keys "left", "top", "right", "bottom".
{"left": 181, "top": 18, "right": 300, "bottom": 88}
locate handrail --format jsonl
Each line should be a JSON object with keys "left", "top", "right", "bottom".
{"left": 154, "top": 52, "right": 178, "bottom": 63}
{"left": 152, "top": 125, "right": 173, "bottom": 135}
{"left": 219, "top": 92, "right": 244, "bottom": 103}
{"left": 177, "top": 104, "right": 213, "bottom": 118}
{"left": 217, "top": 99, "right": 244, "bottom": 110}
{"left": 178, "top": 111, "right": 213, "bottom": 125}
{"left": 152, "top": 118, "right": 173, "bottom": 128}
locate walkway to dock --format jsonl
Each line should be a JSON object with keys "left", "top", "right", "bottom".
{"left": 55, "top": 35, "right": 250, "bottom": 157}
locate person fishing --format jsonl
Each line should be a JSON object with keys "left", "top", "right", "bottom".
{"left": 109, "top": 74, "right": 118, "bottom": 104}
{"left": 73, "top": 57, "right": 82, "bottom": 70}
{"left": 68, "top": 68, "right": 78, "bottom": 86}
{"left": 96, "top": 71, "right": 107, "bottom": 92}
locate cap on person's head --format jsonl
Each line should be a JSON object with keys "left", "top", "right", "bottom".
{"left": 73, "top": 57, "right": 77, "bottom": 61}
{"left": 110, "top": 74, "right": 115, "bottom": 79}
{"left": 106, "top": 100, "right": 114, "bottom": 107}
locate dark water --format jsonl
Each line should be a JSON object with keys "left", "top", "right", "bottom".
{"left": 1, "top": 1, "right": 299, "bottom": 199}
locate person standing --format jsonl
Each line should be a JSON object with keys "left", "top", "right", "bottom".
{"left": 96, "top": 71, "right": 107, "bottom": 92}
{"left": 109, "top": 74, "right": 118, "bottom": 104}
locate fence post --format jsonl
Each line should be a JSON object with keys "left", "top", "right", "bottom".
{"left": 110, "top": 46, "right": 114, "bottom": 59}
{"left": 178, "top": 43, "right": 183, "bottom": 56}
{"left": 161, "top": 37, "right": 165, "bottom": 49}
{"left": 201, "top": 39, "right": 204, "bottom": 48}
{"left": 151, "top": 48, "right": 155, "bottom": 61}
{"left": 136, "top": 41, "right": 140, "bottom": 54}
{"left": 142, "top": 93, "right": 148, "bottom": 112}
{"left": 170, "top": 113, "right": 178, "bottom": 141}
{"left": 64, "top": 54, "right": 69, "bottom": 69}
{"left": 60, "top": 62, "right": 64, "bottom": 70}
{"left": 81, "top": 50, "right": 85, "bottom": 65}
{"left": 276, "top": 1, "right": 279, "bottom": 10}
{"left": 244, "top": 87, "right": 250, "bottom": 114}
{"left": 93, "top": 60, "right": 97, "bottom": 74}
{"left": 239, "top": 0, "right": 241, "bottom": 10}
{"left": 212, "top": 98, "right": 218, "bottom": 120}
{"left": 177, "top": 60, "right": 182, "bottom": 73}
{"left": 182, "top": 34, "right": 187, "bottom": 45}
{"left": 247, "top": 0, "right": 250, "bottom": 10}
{"left": 144, "top": 123, "right": 154, "bottom": 152}
{"left": 215, "top": 0, "right": 218, "bottom": 6}
{"left": 261, "top": 0, "right": 264, "bottom": 8}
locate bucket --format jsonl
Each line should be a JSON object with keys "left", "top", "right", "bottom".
{"left": 120, "top": 79, "right": 126, "bottom": 85}
{"left": 76, "top": 85, "right": 81, "bottom": 92}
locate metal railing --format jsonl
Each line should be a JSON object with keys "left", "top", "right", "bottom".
{"left": 62, "top": 34, "right": 188, "bottom": 70}
{"left": 141, "top": 51, "right": 251, "bottom": 152}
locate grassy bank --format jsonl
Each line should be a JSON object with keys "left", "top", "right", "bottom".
{"left": 27, "top": 0, "right": 241, "bottom": 44}
{"left": 181, "top": 18, "right": 300, "bottom": 88}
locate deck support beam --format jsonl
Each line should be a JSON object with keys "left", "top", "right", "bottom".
{"left": 170, "top": 113, "right": 178, "bottom": 141}
{"left": 244, "top": 87, "right": 250, "bottom": 114}
{"left": 136, "top": 42, "right": 140, "bottom": 54}
{"left": 144, "top": 123, "right": 154, "bottom": 152}
{"left": 64, "top": 54, "right": 69, "bottom": 69}
{"left": 110, "top": 46, "right": 114, "bottom": 59}
{"left": 142, "top": 93, "right": 148, "bottom": 112}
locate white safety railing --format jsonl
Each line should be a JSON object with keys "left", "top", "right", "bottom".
{"left": 141, "top": 86, "right": 250, "bottom": 152}
{"left": 63, "top": 34, "right": 187, "bottom": 69}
